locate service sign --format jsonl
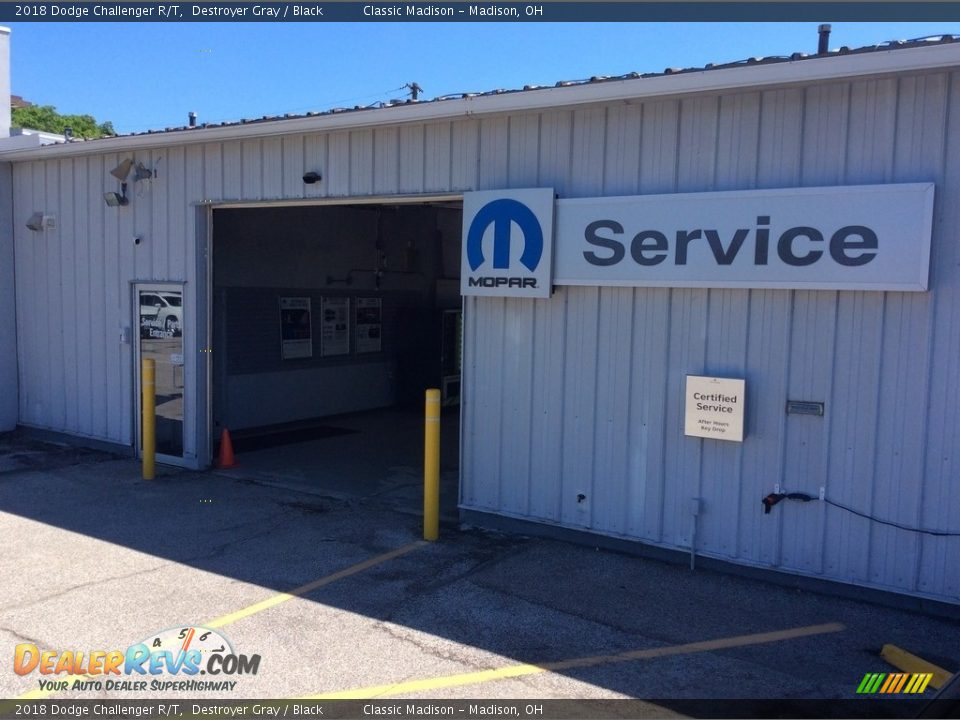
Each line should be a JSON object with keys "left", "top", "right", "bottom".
{"left": 554, "top": 184, "right": 934, "bottom": 291}
{"left": 685, "top": 376, "right": 746, "bottom": 442}
{"left": 461, "top": 188, "right": 555, "bottom": 298}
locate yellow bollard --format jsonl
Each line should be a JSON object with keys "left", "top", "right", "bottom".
{"left": 423, "top": 388, "right": 441, "bottom": 541}
{"left": 142, "top": 358, "right": 156, "bottom": 480}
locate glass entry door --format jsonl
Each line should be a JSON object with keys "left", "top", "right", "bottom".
{"left": 134, "top": 283, "right": 186, "bottom": 465}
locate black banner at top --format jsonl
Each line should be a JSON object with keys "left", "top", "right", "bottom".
{"left": 2, "top": 2, "right": 960, "bottom": 22}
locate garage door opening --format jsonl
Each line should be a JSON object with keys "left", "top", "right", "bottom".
{"left": 210, "top": 199, "right": 463, "bottom": 517}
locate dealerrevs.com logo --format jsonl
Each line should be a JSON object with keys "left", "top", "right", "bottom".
{"left": 461, "top": 188, "right": 555, "bottom": 298}
{"left": 14, "top": 626, "right": 259, "bottom": 693}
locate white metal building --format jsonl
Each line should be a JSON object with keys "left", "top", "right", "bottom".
{"left": 2, "top": 33, "right": 960, "bottom": 608}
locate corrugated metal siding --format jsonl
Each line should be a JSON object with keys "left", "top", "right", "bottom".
{"left": 10, "top": 65, "right": 960, "bottom": 601}
{"left": 10, "top": 115, "right": 477, "bottom": 458}
{"left": 462, "top": 69, "right": 960, "bottom": 604}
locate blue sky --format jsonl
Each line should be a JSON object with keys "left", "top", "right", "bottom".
{"left": 7, "top": 20, "right": 960, "bottom": 134}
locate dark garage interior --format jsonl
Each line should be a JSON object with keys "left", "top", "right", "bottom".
{"left": 210, "top": 201, "right": 463, "bottom": 513}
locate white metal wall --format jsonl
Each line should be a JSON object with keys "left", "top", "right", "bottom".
{"left": 9, "top": 65, "right": 960, "bottom": 601}
{"left": 461, "top": 70, "right": 960, "bottom": 604}
{"left": 10, "top": 113, "right": 484, "bottom": 459}
{"left": 0, "top": 162, "right": 16, "bottom": 431}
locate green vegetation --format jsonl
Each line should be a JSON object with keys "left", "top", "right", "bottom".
{"left": 12, "top": 105, "right": 116, "bottom": 139}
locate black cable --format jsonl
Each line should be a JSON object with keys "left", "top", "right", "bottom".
{"left": 821, "top": 498, "right": 960, "bottom": 538}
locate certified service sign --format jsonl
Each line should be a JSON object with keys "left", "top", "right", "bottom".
{"left": 461, "top": 188, "right": 555, "bottom": 298}
{"left": 685, "top": 376, "right": 746, "bottom": 442}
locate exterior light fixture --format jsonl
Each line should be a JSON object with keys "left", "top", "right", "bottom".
{"left": 104, "top": 184, "right": 129, "bottom": 207}
{"left": 133, "top": 162, "right": 153, "bottom": 182}
{"left": 110, "top": 158, "right": 134, "bottom": 181}
{"left": 25, "top": 212, "right": 55, "bottom": 231}
{"left": 26, "top": 212, "right": 45, "bottom": 231}
{"left": 302, "top": 171, "right": 322, "bottom": 184}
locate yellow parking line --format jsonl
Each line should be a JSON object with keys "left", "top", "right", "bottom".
{"left": 205, "top": 541, "right": 426, "bottom": 628}
{"left": 13, "top": 541, "right": 426, "bottom": 701}
{"left": 881, "top": 644, "right": 953, "bottom": 690}
{"left": 305, "top": 621, "right": 846, "bottom": 699}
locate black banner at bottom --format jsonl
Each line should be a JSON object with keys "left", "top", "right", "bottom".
{"left": 0, "top": 698, "right": 958, "bottom": 720}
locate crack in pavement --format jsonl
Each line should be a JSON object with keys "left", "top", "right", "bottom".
{"left": 0, "top": 512, "right": 291, "bottom": 615}
{"left": 0, "top": 561, "right": 172, "bottom": 614}
{"left": 0, "top": 625, "right": 46, "bottom": 647}
{"left": 354, "top": 540, "right": 537, "bottom": 676}
{"left": 372, "top": 620, "right": 498, "bottom": 677}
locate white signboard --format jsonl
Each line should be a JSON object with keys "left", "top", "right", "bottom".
{"left": 684, "top": 376, "right": 746, "bottom": 442}
{"left": 461, "top": 188, "right": 555, "bottom": 298}
{"left": 356, "top": 297, "right": 382, "bottom": 354}
{"left": 279, "top": 297, "right": 312, "bottom": 360}
{"left": 554, "top": 184, "right": 933, "bottom": 291}
{"left": 461, "top": 184, "right": 934, "bottom": 296}
{"left": 321, "top": 297, "right": 350, "bottom": 357}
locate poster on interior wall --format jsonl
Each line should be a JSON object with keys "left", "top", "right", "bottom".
{"left": 279, "top": 297, "right": 313, "bottom": 360}
{"left": 355, "top": 298, "right": 382, "bottom": 354}
{"left": 321, "top": 296, "right": 350, "bottom": 357}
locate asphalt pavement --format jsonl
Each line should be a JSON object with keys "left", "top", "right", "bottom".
{"left": 1, "top": 432, "right": 958, "bottom": 717}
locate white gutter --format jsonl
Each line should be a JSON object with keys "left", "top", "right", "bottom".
{"left": 2, "top": 42, "right": 959, "bottom": 162}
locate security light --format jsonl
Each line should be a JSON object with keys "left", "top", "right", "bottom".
{"left": 110, "top": 158, "right": 134, "bottom": 181}
{"left": 302, "top": 171, "right": 322, "bottom": 184}
{"left": 133, "top": 162, "right": 153, "bottom": 182}
{"left": 104, "top": 184, "right": 129, "bottom": 207}
{"left": 25, "top": 212, "right": 44, "bottom": 231}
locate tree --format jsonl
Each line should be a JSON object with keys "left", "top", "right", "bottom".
{"left": 12, "top": 105, "right": 116, "bottom": 139}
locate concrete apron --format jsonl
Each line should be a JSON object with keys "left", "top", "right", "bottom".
{"left": 211, "top": 408, "right": 461, "bottom": 522}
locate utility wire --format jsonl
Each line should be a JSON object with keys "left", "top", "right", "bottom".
{"left": 821, "top": 497, "right": 960, "bottom": 537}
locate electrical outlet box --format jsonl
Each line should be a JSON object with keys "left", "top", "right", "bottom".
{"left": 774, "top": 483, "right": 781, "bottom": 494}
{"left": 819, "top": 486, "right": 826, "bottom": 501}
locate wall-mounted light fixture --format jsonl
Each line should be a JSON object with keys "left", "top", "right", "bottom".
{"left": 26, "top": 212, "right": 46, "bottom": 231}
{"left": 110, "top": 158, "right": 155, "bottom": 183}
{"left": 104, "top": 184, "right": 129, "bottom": 207}
{"left": 132, "top": 161, "right": 153, "bottom": 182}
{"left": 110, "top": 158, "right": 134, "bottom": 181}
{"left": 302, "top": 171, "right": 322, "bottom": 184}
{"left": 105, "top": 158, "right": 153, "bottom": 208}
{"left": 25, "top": 213, "right": 55, "bottom": 231}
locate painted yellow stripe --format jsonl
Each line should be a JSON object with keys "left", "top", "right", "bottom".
{"left": 881, "top": 644, "right": 952, "bottom": 690}
{"left": 14, "top": 541, "right": 425, "bottom": 701}
{"left": 205, "top": 541, "right": 425, "bottom": 628}
{"left": 304, "top": 622, "right": 845, "bottom": 699}
{"left": 917, "top": 673, "right": 934, "bottom": 694}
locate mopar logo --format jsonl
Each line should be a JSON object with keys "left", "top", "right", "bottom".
{"left": 461, "top": 189, "right": 555, "bottom": 298}
{"left": 467, "top": 277, "right": 538, "bottom": 288}
{"left": 467, "top": 198, "right": 544, "bottom": 272}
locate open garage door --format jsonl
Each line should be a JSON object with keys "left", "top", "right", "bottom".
{"left": 210, "top": 199, "right": 462, "bottom": 514}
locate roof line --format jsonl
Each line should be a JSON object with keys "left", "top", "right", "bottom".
{"left": 3, "top": 41, "right": 960, "bottom": 162}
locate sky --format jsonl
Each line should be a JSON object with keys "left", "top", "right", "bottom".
{"left": 6, "top": 20, "right": 960, "bottom": 134}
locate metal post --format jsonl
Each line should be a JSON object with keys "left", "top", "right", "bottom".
{"left": 689, "top": 497, "right": 701, "bottom": 570}
{"left": 423, "top": 388, "right": 441, "bottom": 541}
{"left": 142, "top": 358, "right": 156, "bottom": 480}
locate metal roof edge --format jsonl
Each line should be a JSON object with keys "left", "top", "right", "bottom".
{"left": 3, "top": 41, "right": 959, "bottom": 162}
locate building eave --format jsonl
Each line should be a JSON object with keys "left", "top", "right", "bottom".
{"left": 2, "top": 41, "right": 959, "bottom": 162}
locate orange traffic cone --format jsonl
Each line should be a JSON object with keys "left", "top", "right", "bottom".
{"left": 217, "top": 428, "right": 238, "bottom": 469}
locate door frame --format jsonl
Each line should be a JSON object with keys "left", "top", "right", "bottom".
{"left": 133, "top": 280, "right": 190, "bottom": 468}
